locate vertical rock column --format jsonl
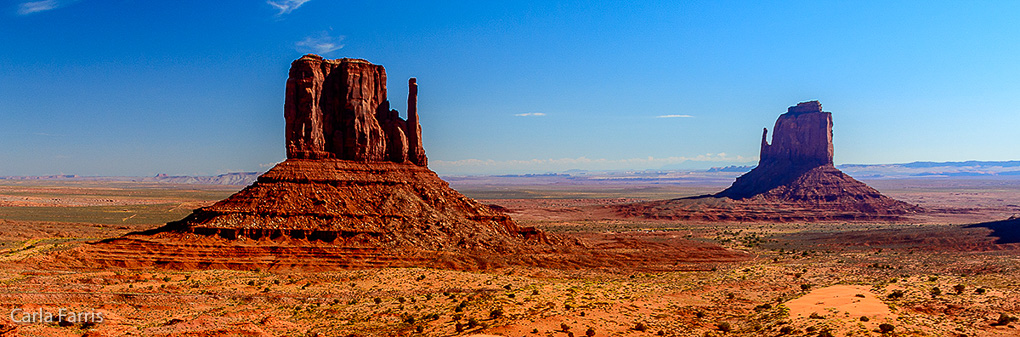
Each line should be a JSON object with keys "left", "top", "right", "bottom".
{"left": 407, "top": 78, "right": 427, "bottom": 166}
{"left": 284, "top": 55, "right": 330, "bottom": 159}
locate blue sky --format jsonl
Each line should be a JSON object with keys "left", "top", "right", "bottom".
{"left": 2, "top": 1, "right": 1018, "bottom": 176}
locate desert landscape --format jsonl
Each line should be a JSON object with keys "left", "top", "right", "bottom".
{"left": 0, "top": 170, "right": 1018, "bottom": 336}
{"left": 0, "top": 55, "right": 1017, "bottom": 337}
{"left": 4, "top": 2, "right": 1020, "bottom": 336}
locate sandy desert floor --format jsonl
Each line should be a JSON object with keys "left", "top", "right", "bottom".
{"left": 0, "top": 178, "right": 1017, "bottom": 336}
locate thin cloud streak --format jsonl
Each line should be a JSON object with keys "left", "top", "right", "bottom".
{"left": 514, "top": 112, "right": 546, "bottom": 117}
{"left": 267, "top": 0, "right": 312, "bottom": 16}
{"left": 295, "top": 32, "right": 344, "bottom": 55}
{"left": 656, "top": 114, "right": 694, "bottom": 118}
{"left": 17, "top": 0, "right": 60, "bottom": 15}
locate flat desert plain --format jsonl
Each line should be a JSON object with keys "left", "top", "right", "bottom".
{"left": 0, "top": 177, "right": 1018, "bottom": 336}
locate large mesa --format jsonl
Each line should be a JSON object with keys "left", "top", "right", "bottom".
{"left": 66, "top": 55, "right": 559, "bottom": 270}
{"left": 157, "top": 55, "right": 532, "bottom": 247}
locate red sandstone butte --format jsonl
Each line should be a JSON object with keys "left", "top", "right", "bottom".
{"left": 716, "top": 101, "right": 912, "bottom": 208}
{"left": 49, "top": 55, "right": 747, "bottom": 271}
{"left": 614, "top": 101, "right": 919, "bottom": 221}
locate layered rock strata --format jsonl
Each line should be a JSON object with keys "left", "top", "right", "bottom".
{"left": 153, "top": 159, "right": 538, "bottom": 251}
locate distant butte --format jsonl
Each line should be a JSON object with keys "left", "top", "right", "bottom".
{"left": 615, "top": 100, "right": 920, "bottom": 221}
{"left": 717, "top": 101, "right": 911, "bottom": 207}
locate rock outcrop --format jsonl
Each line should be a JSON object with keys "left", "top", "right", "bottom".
{"left": 715, "top": 101, "right": 914, "bottom": 211}
{"left": 614, "top": 100, "right": 919, "bottom": 221}
{"left": 168, "top": 55, "right": 530, "bottom": 247}
{"left": 53, "top": 55, "right": 749, "bottom": 271}
{"left": 284, "top": 55, "right": 426, "bottom": 165}
{"left": 63, "top": 55, "right": 560, "bottom": 270}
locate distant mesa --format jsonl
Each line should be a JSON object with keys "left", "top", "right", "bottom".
{"left": 615, "top": 101, "right": 920, "bottom": 221}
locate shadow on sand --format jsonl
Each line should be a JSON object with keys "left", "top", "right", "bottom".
{"left": 964, "top": 217, "right": 1020, "bottom": 244}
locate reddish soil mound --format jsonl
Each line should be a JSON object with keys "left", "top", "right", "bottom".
{"left": 615, "top": 101, "right": 919, "bottom": 222}
{"left": 725, "top": 164, "right": 918, "bottom": 213}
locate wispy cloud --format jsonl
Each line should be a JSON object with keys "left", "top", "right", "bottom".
{"left": 656, "top": 114, "right": 694, "bottom": 118}
{"left": 295, "top": 31, "right": 344, "bottom": 55}
{"left": 17, "top": 0, "right": 61, "bottom": 15}
{"left": 267, "top": 0, "right": 312, "bottom": 16}
{"left": 514, "top": 112, "right": 546, "bottom": 117}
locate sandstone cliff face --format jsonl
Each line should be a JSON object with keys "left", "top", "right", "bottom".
{"left": 760, "top": 101, "right": 834, "bottom": 168}
{"left": 284, "top": 54, "right": 426, "bottom": 165}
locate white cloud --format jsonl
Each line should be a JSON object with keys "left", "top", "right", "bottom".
{"left": 295, "top": 32, "right": 344, "bottom": 55}
{"left": 656, "top": 114, "right": 694, "bottom": 118}
{"left": 18, "top": 0, "right": 61, "bottom": 15}
{"left": 514, "top": 112, "right": 546, "bottom": 117}
{"left": 267, "top": 0, "right": 312, "bottom": 15}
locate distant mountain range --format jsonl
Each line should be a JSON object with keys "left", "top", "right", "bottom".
{"left": 699, "top": 161, "right": 1020, "bottom": 179}
{"left": 836, "top": 160, "right": 1020, "bottom": 178}
{"left": 2, "top": 160, "right": 1019, "bottom": 185}
{"left": 0, "top": 172, "right": 261, "bottom": 185}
